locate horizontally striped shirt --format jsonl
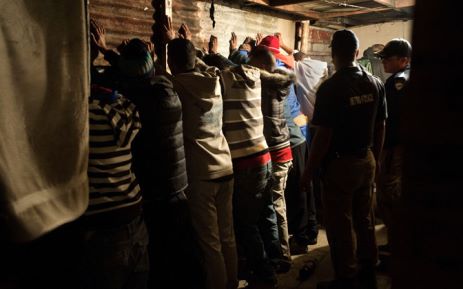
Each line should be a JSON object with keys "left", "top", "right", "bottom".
{"left": 87, "top": 86, "right": 142, "bottom": 215}
{"left": 221, "top": 65, "right": 268, "bottom": 159}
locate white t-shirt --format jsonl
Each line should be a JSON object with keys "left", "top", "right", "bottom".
{"left": 294, "top": 58, "right": 328, "bottom": 120}
{"left": 0, "top": 0, "right": 89, "bottom": 242}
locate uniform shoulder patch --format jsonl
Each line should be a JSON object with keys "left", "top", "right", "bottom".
{"left": 394, "top": 78, "right": 406, "bottom": 91}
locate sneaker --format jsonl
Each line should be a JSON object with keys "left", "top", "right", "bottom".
{"left": 307, "top": 230, "right": 319, "bottom": 245}
{"left": 298, "top": 260, "right": 317, "bottom": 281}
{"left": 273, "top": 259, "right": 292, "bottom": 274}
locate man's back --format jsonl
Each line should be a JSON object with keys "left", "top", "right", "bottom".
{"left": 87, "top": 86, "right": 142, "bottom": 214}
{"left": 295, "top": 58, "right": 328, "bottom": 118}
{"left": 171, "top": 67, "right": 233, "bottom": 181}
{"left": 119, "top": 75, "right": 188, "bottom": 200}
{"left": 313, "top": 66, "right": 386, "bottom": 153}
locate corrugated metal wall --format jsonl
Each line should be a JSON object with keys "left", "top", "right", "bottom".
{"left": 89, "top": 0, "right": 294, "bottom": 55}
{"left": 89, "top": 0, "right": 153, "bottom": 48}
{"left": 89, "top": 0, "right": 331, "bottom": 61}
{"left": 172, "top": 1, "right": 295, "bottom": 56}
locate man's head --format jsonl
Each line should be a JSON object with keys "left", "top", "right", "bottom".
{"left": 117, "top": 38, "right": 155, "bottom": 78}
{"left": 371, "top": 44, "right": 385, "bottom": 54}
{"left": 330, "top": 29, "right": 359, "bottom": 68}
{"left": 378, "top": 38, "right": 412, "bottom": 73}
{"left": 248, "top": 46, "right": 276, "bottom": 72}
{"left": 167, "top": 38, "right": 196, "bottom": 75}
{"left": 294, "top": 51, "right": 309, "bottom": 62}
{"left": 257, "top": 35, "right": 294, "bottom": 68}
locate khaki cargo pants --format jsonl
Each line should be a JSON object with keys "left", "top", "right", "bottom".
{"left": 322, "top": 150, "right": 378, "bottom": 278}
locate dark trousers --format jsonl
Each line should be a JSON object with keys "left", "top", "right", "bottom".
{"left": 81, "top": 215, "right": 150, "bottom": 289}
{"left": 144, "top": 196, "right": 206, "bottom": 289}
{"left": 0, "top": 221, "right": 85, "bottom": 289}
{"left": 233, "top": 162, "right": 278, "bottom": 283}
{"left": 377, "top": 145, "right": 403, "bottom": 245}
{"left": 285, "top": 141, "right": 318, "bottom": 245}
{"left": 322, "top": 150, "right": 378, "bottom": 279}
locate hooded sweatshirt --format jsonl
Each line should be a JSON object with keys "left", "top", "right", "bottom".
{"left": 87, "top": 86, "right": 142, "bottom": 218}
{"left": 172, "top": 66, "right": 233, "bottom": 181}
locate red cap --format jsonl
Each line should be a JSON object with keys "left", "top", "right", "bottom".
{"left": 258, "top": 35, "right": 295, "bottom": 69}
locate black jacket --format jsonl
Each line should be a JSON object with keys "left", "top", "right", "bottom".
{"left": 260, "top": 68, "right": 295, "bottom": 151}
{"left": 119, "top": 75, "right": 188, "bottom": 201}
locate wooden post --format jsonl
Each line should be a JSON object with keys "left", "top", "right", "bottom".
{"left": 299, "top": 21, "right": 310, "bottom": 54}
{"left": 151, "top": 0, "right": 172, "bottom": 71}
{"left": 294, "top": 21, "right": 302, "bottom": 51}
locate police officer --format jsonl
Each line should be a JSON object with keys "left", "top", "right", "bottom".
{"left": 376, "top": 39, "right": 412, "bottom": 255}
{"left": 302, "top": 30, "right": 387, "bottom": 289}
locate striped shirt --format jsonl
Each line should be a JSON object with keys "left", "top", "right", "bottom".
{"left": 221, "top": 65, "right": 268, "bottom": 159}
{"left": 87, "top": 86, "right": 142, "bottom": 215}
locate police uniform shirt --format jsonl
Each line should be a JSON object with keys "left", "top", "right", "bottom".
{"left": 384, "top": 66, "right": 410, "bottom": 148}
{"left": 312, "top": 66, "right": 387, "bottom": 154}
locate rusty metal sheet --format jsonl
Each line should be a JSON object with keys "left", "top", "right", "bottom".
{"left": 89, "top": 0, "right": 154, "bottom": 49}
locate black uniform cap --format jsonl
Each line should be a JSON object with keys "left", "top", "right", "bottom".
{"left": 330, "top": 29, "right": 359, "bottom": 54}
{"left": 377, "top": 38, "right": 412, "bottom": 59}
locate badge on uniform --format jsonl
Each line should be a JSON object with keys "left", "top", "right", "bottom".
{"left": 395, "top": 79, "right": 405, "bottom": 91}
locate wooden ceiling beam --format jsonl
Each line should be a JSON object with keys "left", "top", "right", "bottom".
{"left": 245, "top": 0, "right": 270, "bottom": 5}
{"left": 374, "top": 0, "right": 415, "bottom": 8}
{"left": 321, "top": 7, "right": 391, "bottom": 19}
{"left": 269, "top": 0, "right": 318, "bottom": 6}
{"left": 244, "top": 0, "right": 414, "bottom": 21}
{"left": 244, "top": 0, "right": 321, "bottom": 19}
{"left": 275, "top": 4, "right": 322, "bottom": 19}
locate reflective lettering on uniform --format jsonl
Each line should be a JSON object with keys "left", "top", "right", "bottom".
{"left": 349, "top": 93, "right": 374, "bottom": 106}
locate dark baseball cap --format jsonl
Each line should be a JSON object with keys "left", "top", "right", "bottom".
{"left": 377, "top": 38, "right": 412, "bottom": 59}
{"left": 330, "top": 29, "right": 359, "bottom": 53}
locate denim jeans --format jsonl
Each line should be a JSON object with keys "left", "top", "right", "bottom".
{"left": 81, "top": 215, "right": 150, "bottom": 289}
{"left": 270, "top": 160, "right": 293, "bottom": 260}
{"left": 233, "top": 162, "right": 279, "bottom": 283}
{"left": 285, "top": 141, "right": 319, "bottom": 245}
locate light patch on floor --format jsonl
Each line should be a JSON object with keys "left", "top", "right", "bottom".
{"left": 239, "top": 225, "right": 390, "bottom": 289}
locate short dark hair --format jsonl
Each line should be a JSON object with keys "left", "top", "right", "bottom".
{"left": 249, "top": 46, "right": 276, "bottom": 71}
{"left": 331, "top": 29, "right": 359, "bottom": 61}
{"left": 294, "top": 51, "right": 309, "bottom": 62}
{"left": 168, "top": 38, "right": 196, "bottom": 72}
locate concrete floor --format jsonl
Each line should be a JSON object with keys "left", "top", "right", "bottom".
{"left": 239, "top": 225, "right": 390, "bottom": 289}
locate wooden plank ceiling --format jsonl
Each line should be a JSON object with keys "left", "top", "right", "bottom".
{"left": 241, "top": 0, "right": 415, "bottom": 27}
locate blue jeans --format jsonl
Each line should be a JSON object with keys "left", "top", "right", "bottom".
{"left": 82, "top": 215, "right": 150, "bottom": 289}
{"left": 233, "top": 162, "right": 279, "bottom": 283}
